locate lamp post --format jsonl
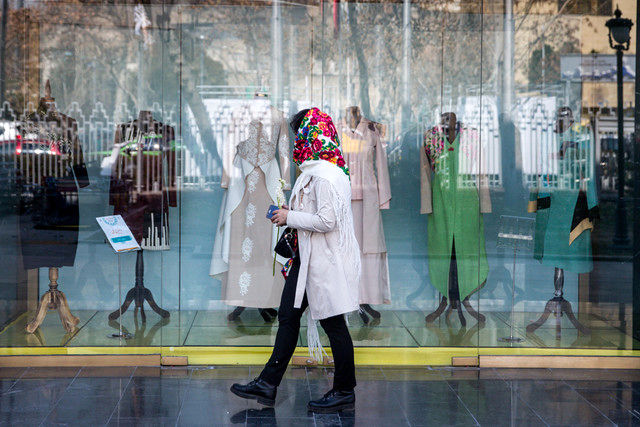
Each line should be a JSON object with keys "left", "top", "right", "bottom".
{"left": 606, "top": 6, "right": 633, "bottom": 248}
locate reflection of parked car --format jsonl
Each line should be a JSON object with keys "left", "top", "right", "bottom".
{"left": 15, "top": 137, "right": 66, "bottom": 156}
{"left": 0, "top": 137, "right": 68, "bottom": 157}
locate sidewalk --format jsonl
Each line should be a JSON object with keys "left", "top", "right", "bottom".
{"left": 0, "top": 365, "right": 638, "bottom": 426}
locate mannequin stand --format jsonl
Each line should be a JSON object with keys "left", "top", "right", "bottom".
{"left": 425, "top": 295, "right": 485, "bottom": 327}
{"left": 425, "top": 245, "right": 485, "bottom": 326}
{"left": 228, "top": 307, "right": 278, "bottom": 322}
{"left": 109, "top": 250, "right": 170, "bottom": 322}
{"left": 358, "top": 304, "right": 381, "bottom": 325}
{"left": 526, "top": 268, "right": 590, "bottom": 339}
{"left": 26, "top": 267, "right": 80, "bottom": 333}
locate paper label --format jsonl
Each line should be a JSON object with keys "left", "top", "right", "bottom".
{"left": 96, "top": 215, "right": 141, "bottom": 253}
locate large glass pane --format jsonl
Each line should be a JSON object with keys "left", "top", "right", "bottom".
{"left": 0, "top": 0, "right": 637, "bottom": 360}
{"left": 177, "top": 2, "right": 317, "bottom": 346}
{"left": 481, "top": 0, "right": 638, "bottom": 350}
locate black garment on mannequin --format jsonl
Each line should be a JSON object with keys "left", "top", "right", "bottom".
{"left": 259, "top": 258, "right": 356, "bottom": 391}
{"left": 19, "top": 166, "right": 89, "bottom": 269}
{"left": 448, "top": 241, "right": 461, "bottom": 303}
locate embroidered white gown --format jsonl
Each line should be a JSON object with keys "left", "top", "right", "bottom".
{"left": 210, "top": 118, "right": 289, "bottom": 308}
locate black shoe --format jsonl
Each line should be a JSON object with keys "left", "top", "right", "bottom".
{"left": 307, "top": 389, "right": 355, "bottom": 413}
{"left": 230, "top": 378, "right": 277, "bottom": 406}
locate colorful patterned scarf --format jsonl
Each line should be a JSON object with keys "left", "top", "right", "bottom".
{"left": 424, "top": 124, "right": 478, "bottom": 170}
{"left": 293, "top": 108, "right": 349, "bottom": 176}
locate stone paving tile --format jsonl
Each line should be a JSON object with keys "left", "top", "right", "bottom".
{"left": 445, "top": 378, "right": 546, "bottom": 426}
{"left": 574, "top": 388, "right": 640, "bottom": 425}
{"left": 506, "top": 379, "right": 615, "bottom": 425}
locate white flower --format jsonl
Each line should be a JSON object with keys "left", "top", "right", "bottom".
{"left": 276, "top": 178, "right": 287, "bottom": 207}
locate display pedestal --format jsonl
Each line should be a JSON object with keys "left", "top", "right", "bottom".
{"left": 496, "top": 215, "right": 535, "bottom": 343}
{"left": 425, "top": 295, "right": 485, "bottom": 327}
{"left": 109, "top": 250, "right": 170, "bottom": 322}
{"left": 526, "top": 267, "right": 590, "bottom": 339}
{"left": 526, "top": 296, "right": 590, "bottom": 339}
{"left": 26, "top": 267, "right": 80, "bottom": 333}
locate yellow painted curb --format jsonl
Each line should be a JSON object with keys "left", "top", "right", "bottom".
{"left": 0, "top": 346, "right": 638, "bottom": 366}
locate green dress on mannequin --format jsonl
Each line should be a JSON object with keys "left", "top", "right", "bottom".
{"left": 422, "top": 126, "right": 490, "bottom": 302}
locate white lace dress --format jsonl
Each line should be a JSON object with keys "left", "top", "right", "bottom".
{"left": 210, "top": 118, "right": 290, "bottom": 308}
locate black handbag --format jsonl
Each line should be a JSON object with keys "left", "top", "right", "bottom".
{"left": 274, "top": 227, "right": 298, "bottom": 258}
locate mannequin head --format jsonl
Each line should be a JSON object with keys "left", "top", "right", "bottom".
{"left": 37, "top": 80, "right": 56, "bottom": 115}
{"left": 440, "top": 112, "right": 458, "bottom": 140}
{"left": 346, "top": 106, "right": 361, "bottom": 128}
{"left": 555, "top": 107, "right": 574, "bottom": 134}
{"left": 440, "top": 112, "right": 457, "bottom": 129}
{"left": 138, "top": 110, "right": 153, "bottom": 123}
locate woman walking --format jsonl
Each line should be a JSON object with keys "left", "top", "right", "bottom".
{"left": 231, "top": 108, "right": 361, "bottom": 413}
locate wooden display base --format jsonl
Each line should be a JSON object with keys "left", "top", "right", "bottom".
{"left": 108, "top": 285, "right": 169, "bottom": 322}
{"left": 108, "top": 250, "right": 169, "bottom": 322}
{"left": 26, "top": 267, "right": 80, "bottom": 334}
{"left": 425, "top": 296, "right": 485, "bottom": 327}
{"left": 480, "top": 355, "right": 640, "bottom": 369}
{"left": 526, "top": 296, "right": 590, "bottom": 339}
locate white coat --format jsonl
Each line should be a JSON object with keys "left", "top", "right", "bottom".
{"left": 285, "top": 160, "right": 361, "bottom": 320}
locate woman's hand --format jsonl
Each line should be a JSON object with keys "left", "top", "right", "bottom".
{"left": 271, "top": 206, "right": 289, "bottom": 227}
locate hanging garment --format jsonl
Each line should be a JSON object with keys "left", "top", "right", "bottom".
{"left": 339, "top": 118, "right": 391, "bottom": 305}
{"left": 528, "top": 124, "right": 598, "bottom": 273}
{"left": 109, "top": 111, "right": 177, "bottom": 250}
{"left": 210, "top": 117, "right": 290, "bottom": 308}
{"left": 420, "top": 125, "right": 491, "bottom": 301}
{"left": 16, "top": 109, "right": 90, "bottom": 269}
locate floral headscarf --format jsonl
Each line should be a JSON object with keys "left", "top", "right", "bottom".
{"left": 293, "top": 108, "right": 349, "bottom": 176}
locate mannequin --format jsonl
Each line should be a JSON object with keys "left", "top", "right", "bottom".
{"left": 210, "top": 106, "right": 289, "bottom": 323}
{"left": 108, "top": 110, "right": 176, "bottom": 321}
{"left": 526, "top": 107, "right": 595, "bottom": 337}
{"left": 21, "top": 81, "right": 90, "bottom": 334}
{"left": 422, "top": 112, "right": 488, "bottom": 327}
{"left": 341, "top": 106, "right": 392, "bottom": 325}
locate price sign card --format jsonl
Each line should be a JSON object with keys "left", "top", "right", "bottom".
{"left": 96, "top": 215, "right": 141, "bottom": 253}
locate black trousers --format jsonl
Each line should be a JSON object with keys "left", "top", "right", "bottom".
{"left": 259, "top": 257, "right": 356, "bottom": 391}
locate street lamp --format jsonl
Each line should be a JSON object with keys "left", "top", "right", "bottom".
{"left": 606, "top": 6, "right": 633, "bottom": 247}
